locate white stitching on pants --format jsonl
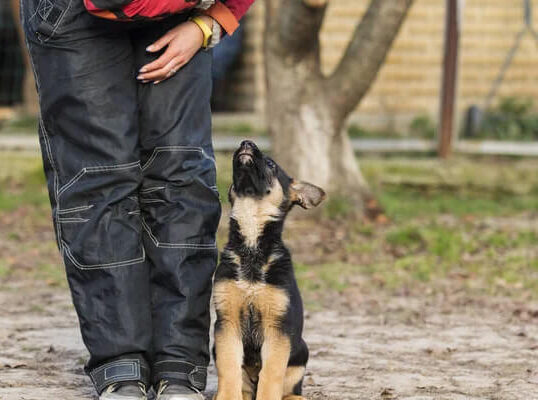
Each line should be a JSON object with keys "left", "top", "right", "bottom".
{"left": 85, "top": 161, "right": 142, "bottom": 172}
{"left": 37, "top": 0, "right": 53, "bottom": 20}
{"left": 139, "top": 198, "right": 166, "bottom": 204}
{"left": 91, "top": 359, "right": 140, "bottom": 375}
{"left": 24, "top": 35, "right": 63, "bottom": 254}
{"left": 103, "top": 361, "right": 138, "bottom": 381}
{"left": 38, "top": 0, "right": 74, "bottom": 43}
{"left": 140, "top": 186, "right": 165, "bottom": 194}
{"left": 57, "top": 168, "right": 85, "bottom": 197}
{"left": 57, "top": 161, "right": 144, "bottom": 270}
{"left": 58, "top": 161, "right": 141, "bottom": 196}
{"left": 140, "top": 146, "right": 217, "bottom": 250}
{"left": 62, "top": 240, "right": 146, "bottom": 270}
{"left": 58, "top": 217, "right": 89, "bottom": 223}
{"left": 58, "top": 204, "right": 94, "bottom": 214}
{"left": 28, "top": 0, "right": 43, "bottom": 22}
{"left": 141, "top": 217, "right": 216, "bottom": 249}
{"left": 141, "top": 146, "right": 215, "bottom": 172}
{"left": 23, "top": 4, "right": 145, "bottom": 272}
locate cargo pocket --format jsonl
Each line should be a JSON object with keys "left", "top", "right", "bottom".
{"left": 140, "top": 146, "right": 220, "bottom": 249}
{"left": 57, "top": 161, "right": 144, "bottom": 270}
{"left": 34, "top": 0, "right": 74, "bottom": 43}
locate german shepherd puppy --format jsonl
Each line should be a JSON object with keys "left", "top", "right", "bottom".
{"left": 213, "top": 140, "right": 326, "bottom": 400}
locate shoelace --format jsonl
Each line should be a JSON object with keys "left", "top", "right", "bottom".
{"left": 156, "top": 380, "right": 202, "bottom": 397}
{"left": 157, "top": 380, "right": 168, "bottom": 396}
{"left": 105, "top": 382, "right": 147, "bottom": 395}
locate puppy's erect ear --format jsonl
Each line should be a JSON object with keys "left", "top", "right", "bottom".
{"left": 290, "top": 181, "right": 326, "bottom": 209}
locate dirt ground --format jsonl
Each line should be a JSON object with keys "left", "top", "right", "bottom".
{"left": 1, "top": 280, "right": 537, "bottom": 400}
{"left": 1, "top": 154, "right": 538, "bottom": 399}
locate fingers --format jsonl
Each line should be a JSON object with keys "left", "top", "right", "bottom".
{"left": 139, "top": 47, "right": 176, "bottom": 75}
{"left": 138, "top": 21, "right": 203, "bottom": 84}
{"left": 146, "top": 31, "right": 175, "bottom": 53}
{"left": 139, "top": 56, "right": 185, "bottom": 84}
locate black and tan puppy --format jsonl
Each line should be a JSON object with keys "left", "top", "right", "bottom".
{"left": 213, "top": 140, "right": 325, "bottom": 400}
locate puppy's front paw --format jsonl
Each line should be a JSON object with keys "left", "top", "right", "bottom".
{"left": 213, "top": 392, "right": 243, "bottom": 400}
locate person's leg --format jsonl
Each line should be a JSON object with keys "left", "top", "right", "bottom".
{"left": 131, "top": 16, "right": 221, "bottom": 392}
{"left": 20, "top": 0, "right": 152, "bottom": 394}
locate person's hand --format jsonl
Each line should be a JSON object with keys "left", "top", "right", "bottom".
{"left": 138, "top": 17, "right": 213, "bottom": 84}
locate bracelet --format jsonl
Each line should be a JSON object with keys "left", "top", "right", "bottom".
{"left": 190, "top": 16, "right": 213, "bottom": 49}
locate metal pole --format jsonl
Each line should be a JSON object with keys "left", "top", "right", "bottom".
{"left": 438, "top": 0, "right": 460, "bottom": 159}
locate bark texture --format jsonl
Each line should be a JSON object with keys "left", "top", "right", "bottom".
{"left": 265, "top": 0, "right": 414, "bottom": 209}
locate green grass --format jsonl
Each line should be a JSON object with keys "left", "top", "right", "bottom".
{"left": 0, "top": 115, "right": 39, "bottom": 134}
{"left": 378, "top": 188, "right": 538, "bottom": 221}
{"left": 385, "top": 225, "right": 425, "bottom": 248}
{"left": 323, "top": 195, "right": 354, "bottom": 219}
{"left": 0, "top": 158, "right": 49, "bottom": 212}
{"left": 216, "top": 153, "right": 233, "bottom": 204}
{"left": 34, "top": 263, "right": 68, "bottom": 287}
{"left": 360, "top": 156, "right": 538, "bottom": 221}
{"left": 1, "top": 150, "right": 537, "bottom": 302}
{"left": 0, "top": 261, "right": 10, "bottom": 279}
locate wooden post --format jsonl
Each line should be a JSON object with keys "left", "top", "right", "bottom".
{"left": 438, "top": 0, "right": 460, "bottom": 159}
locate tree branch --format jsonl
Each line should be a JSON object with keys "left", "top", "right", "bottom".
{"left": 276, "top": 0, "right": 328, "bottom": 60}
{"left": 264, "top": 0, "right": 280, "bottom": 28}
{"left": 327, "top": 0, "right": 414, "bottom": 118}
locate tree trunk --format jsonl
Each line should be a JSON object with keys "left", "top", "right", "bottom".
{"left": 264, "top": 0, "right": 413, "bottom": 214}
{"left": 265, "top": 53, "right": 372, "bottom": 207}
{"left": 10, "top": 0, "right": 40, "bottom": 116}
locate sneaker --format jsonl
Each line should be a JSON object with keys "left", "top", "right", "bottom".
{"left": 100, "top": 381, "right": 148, "bottom": 400}
{"left": 155, "top": 380, "right": 204, "bottom": 400}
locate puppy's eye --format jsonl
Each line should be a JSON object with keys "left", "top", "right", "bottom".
{"left": 266, "top": 159, "right": 276, "bottom": 169}
{"left": 266, "top": 189, "right": 271, "bottom": 194}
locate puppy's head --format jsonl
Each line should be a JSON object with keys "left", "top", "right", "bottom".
{"left": 229, "top": 140, "right": 326, "bottom": 214}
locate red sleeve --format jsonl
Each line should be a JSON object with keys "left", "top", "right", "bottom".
{"left": 84, "top": 0, "right": 198, "bottom": 19}
{"left": 204, "top": 0, "right": 255, "bottom": 35}
{"left": 84, "top": 0, "right": 256, "bottom": 34}
{"left": 120, "top": 0, "right": 197, "bottom": 18}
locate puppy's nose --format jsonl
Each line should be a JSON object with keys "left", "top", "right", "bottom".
{"left": 240, "top": 140, "right": 256, "bottom": 150}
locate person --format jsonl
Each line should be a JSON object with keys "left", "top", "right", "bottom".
{"left": 20, "top": 0, "right": 254, "bottom": 399}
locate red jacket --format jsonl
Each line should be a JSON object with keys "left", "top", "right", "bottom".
{"left": 83, "top": 0, "right": 254, "bottom": 35}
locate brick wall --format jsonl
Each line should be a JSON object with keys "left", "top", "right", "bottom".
{"left": 225, "top": 0, "right": 538, "bottom": 134}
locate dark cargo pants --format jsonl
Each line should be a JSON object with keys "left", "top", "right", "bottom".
{"left": 20, "top": 0, "right": 221, "bottom": 393}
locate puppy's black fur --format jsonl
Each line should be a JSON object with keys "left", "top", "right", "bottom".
{"left": 213, "top": 141, "right": 325, "bottom": 400}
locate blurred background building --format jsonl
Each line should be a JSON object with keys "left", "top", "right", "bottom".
{"left": 1, "top": 0, "right": 538, "bottom": 137}
{"left": 217, "top": 0, "right": 538, "bottom": 136}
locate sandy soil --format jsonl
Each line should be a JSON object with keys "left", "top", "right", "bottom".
{"left": 1, "top": 282, "right": 537, "bottom": 400}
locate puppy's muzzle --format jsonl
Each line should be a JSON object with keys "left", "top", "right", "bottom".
{"left": 237, "top": 140, "right": 257, "bottom": 165}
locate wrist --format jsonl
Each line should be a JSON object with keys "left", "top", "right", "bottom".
{"left": 190, "top": 16, "right": 214, "bottom": 48}
{"left": 197, "top": 15, "right": 214, "bottom": 30}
